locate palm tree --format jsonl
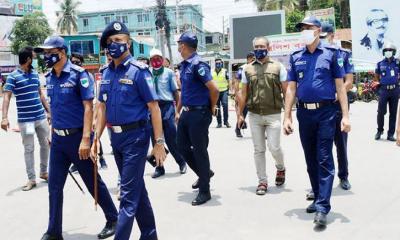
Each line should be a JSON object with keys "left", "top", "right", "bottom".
{"left": 246, "top": 0, "right": 299, "bottom": 12}
{"left": 56, "top": 0, "right": 81, "bottom": 35}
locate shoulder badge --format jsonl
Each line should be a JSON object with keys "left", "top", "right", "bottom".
{"left": 80, "top": 77, "right": 89, "bottom": 88}
{"left": 198, "top": 66, "right": 206, "bottom": 76}
{"left": 337, "top": 58, "right": 344, "bottom": 68}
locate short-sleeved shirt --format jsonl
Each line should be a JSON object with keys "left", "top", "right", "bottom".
{"left": 241, "top": 61, "right": 287, "bottom": 84}
{"left": 153, "top": 67, "right": 177, "bottom": 102}
{"left": 340, "top": 48, "right": 354, "bottom": 75}
{"left": 46, "top": 60, "right": 94, "bottom": 129}
{"left": 180, "top": 53, "right": 213, "bottom": 106}
{"left": 375, "top": 58, "right": 400, "bottom": 85}
{"left": 3, "top": 68, "right": 46, "bottom": 123}
{"left": 287, "top": 43, "right": 345, "bottom": 102}
{"left": 98, "top": 55, "right": 158, "bottom": 125}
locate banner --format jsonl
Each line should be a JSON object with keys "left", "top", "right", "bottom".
{"left": 0, "top": 0, "right": 42, "bottom": 16}
{"left": 306, "top": 7, "right": 336, "bottom": 30}
{"left": 350, "top": 0, "right": 400, "bottom": 71}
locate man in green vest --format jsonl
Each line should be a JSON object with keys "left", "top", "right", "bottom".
{"left": 237, "top": 36, "right": 287, "bottom": 195}
{"left": 213, "top": 58, "right": 231, "bottom": 128}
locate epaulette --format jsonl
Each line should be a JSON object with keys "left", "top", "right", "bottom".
{"left": 70, "top": 64, "right": 85, "bottom": 72}
{"left": 339, "top": 47, "right": 351, "bottom": 53}
{"left": 99, "top": 65, "right": 108, "bottom": 73}
{"left": 325, "top": 45, "right": 340, "bottom": 51}
{"left": 291, "top": 47, "right": 304, "bottom": 55}
{"left": 129, "top": 59, "right": 148, "bottom": 70}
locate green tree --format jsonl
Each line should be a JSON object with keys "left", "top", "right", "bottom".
{"left": 56, "top": 0, "right": 81, "bottom": 35}
{"left": 10, "top": 12, "right": 52, "bottom": 72}
{"left": 286, "top": 9, "right": 305, "bottom": 33}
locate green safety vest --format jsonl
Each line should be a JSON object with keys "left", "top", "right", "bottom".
{"left": 212, "top": 68, "right": 228, "bottom": 92}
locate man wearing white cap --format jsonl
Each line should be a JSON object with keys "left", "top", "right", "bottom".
{"left": 149, "top": 49, "right": 187, "bottom": 178}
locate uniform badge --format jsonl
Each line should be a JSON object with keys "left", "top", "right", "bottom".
{"left": 299, "top": 72, "right": 304, "bottom": 79}
{"left": 337, "top": 58, "right": 344, "bottom": 68}
{"left": 103, "top": 93, "right": 108, "bottom": 102}
{"left": 198, "top": 67, "right": 206, "bottom": 76}
{"left": 119, "top": 79, "right": 133, "bottom": 85}
{"left": 113, "top": 22, "right": 122, "bottom": 31}
{"left": 349, "top": 57, "right": 353, "bottom": 65}
{"left": 80, "top": 77, "right": 89, "bottom": 88}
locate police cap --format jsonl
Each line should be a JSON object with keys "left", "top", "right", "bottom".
{"left": 100, "top": 21, "right": 130, "bottom": 49}
{"left": 296, "top": 15, "right": 322, "bottom": 30}
{"left": 177, "top": 32, "right": 198, "bottom": 49}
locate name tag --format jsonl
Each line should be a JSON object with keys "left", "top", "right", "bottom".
{"left": 119, "top": 79, "right": 133, "bottom": 85}
{"left": 295, "top": 61, "right": 307, "bottom": 66}
{"left": 100, "top": 80, "right": 110, "bottom": 85}
{"left": 60, "top": 82, "right": 74, "bottom": 88}
{"left": 391, "top": 70, "right": 395, "bottom": 77}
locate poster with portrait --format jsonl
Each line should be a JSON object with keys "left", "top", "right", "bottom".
{"left": 350, "top": 0, "right": 400, "bottom": 71}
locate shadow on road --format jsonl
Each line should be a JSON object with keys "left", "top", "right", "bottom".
{"left": 332, "top": 186, "right": 355, "bottom": 196}
{"left": 177, "top": 191, "right": 222, "bottom": 206}
{"left": 6, "top": 181, "right": 47, "bottom": 196}
{"left": 238, "top": 186, "right": 293, "bottom": 195}
{"left": 63, "top": 232, "right": 97, "bottom": 240}
{"left": 284, "top": 208, "right": 351, "bottom": 231}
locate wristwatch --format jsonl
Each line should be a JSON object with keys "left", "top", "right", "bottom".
{"left": 156, "top": 137, "right": 165, "bottom": 145}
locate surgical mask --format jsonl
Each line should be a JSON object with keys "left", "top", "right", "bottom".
{"left": 107, "top": 42, "right": 128, "bottom": 59}
{"left": 320, "top": 38, "right": 328, "bottom": 45}
{"left": 254, "top": 49, "right": 268, "bottom": 60}
{"left": 44, "top": 53, "right": 60, "bottom": 68}
{"left": 216, "top": 62, "right": 223, "bottom": 69}
{"left": 150, "top": 57, "right": 164, "bottom": 70}
{"left": 31, "top": 59, "right": 38, "bottom": 69}
{"left": 301, "top": 30, "right": 317, "bottom": 45}
{"left": 384, "top": 51, "right": 393, "bottom": 59}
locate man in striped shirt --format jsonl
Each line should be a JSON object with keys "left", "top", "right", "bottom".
{"left": 1, "top": 47, "right": 51, "bottom": 191}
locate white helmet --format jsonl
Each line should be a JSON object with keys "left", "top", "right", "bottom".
{"left": 150, "top": 48, "right": 163, "bottom": 58}
{"left": 382, "top": 42, "right": 397, "bottom": 56}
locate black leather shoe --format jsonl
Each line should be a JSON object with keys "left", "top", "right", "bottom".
{"left": 375, "top": 131, "right": 383, "bottom": 140}
{"left": 225, "top": 122, "right": 231, "bottom": 128}
{"left": 306, "top": 202, "right": 316, "bottom": 213}
{"left": 216, "top": 123, "right": 222, "bottom": 128}
{"left": 314, "top": 212, "right": 327, "bottom": 226}
{"left": 387, "top": 135, "right": 396, "bottom": 141}
{"left": 306, "top": 190, "right": 315, "bottom": 201}
{"left": 192, "top": 170, "right": 214, "bottom": 189}
{"left": 340, "top": 178, "right": 351, "bottom": 190}
{"left": 41, "top": 233, "right": 63, "bottom": 240}
{"left": 191, "top": 191, "right": 211, "bottom": 206}
{"left": 235, "top": 128, "right": 243, "bottom": 138}
{"left": 151, "top": 168, "right": 165, "bottom": 178}
{"left": 179, "top": 163, "right": 187, "bottom": 174}
{"left": 99, "top": 157, "right": 108, "bottom": 170}
{"left": 97, "top": 221, "right": 117, "bottom": 239}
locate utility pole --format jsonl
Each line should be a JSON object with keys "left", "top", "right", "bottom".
{"left": 176, "top": 0, "right": 183, "bottom": 34}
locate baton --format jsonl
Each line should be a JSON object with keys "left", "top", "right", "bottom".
{"left": 68, "top": 170, "right": 85, "bottom": 194}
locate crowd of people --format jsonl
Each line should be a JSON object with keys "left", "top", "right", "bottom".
{"left": 1, "top": 14, "right": 400, "bottom": 240}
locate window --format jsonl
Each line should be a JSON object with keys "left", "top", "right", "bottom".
{"left": 137, "top": 14, "right": 142, "bottom": 22}
{"left": 104, "top": 16, "right": 110, "bottom": 24}
{"left": 139, "top": 44, "right": 144, "bottom": 54}
{"left": 70, "top": 40, "right": 95, "bottom": 55}
{"left": 116, "top": 16, "right": 121, "bottom": 22}
{"left": 205, "top": 36, "right": 213, "bottom": 44}
{"left": 144, "top": 13, "right": 149, "bottom": 22}
{"left": 83, "top": 18, "right": 89, "bottom": 27}
{"left": 122, "top": 16, "right": 128, "bottom": 23}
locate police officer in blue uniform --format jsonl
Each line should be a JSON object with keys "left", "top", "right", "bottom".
{"left": 283, "top": 16, "right": 351, "bottom": 226}
{"left": 92, "top": 21, "right": 166, "bottom": 240}
{"left": 175, "top": 32, "right": 219, "bottom": 206}
{"left": 35, "top": 36, "right": 118, "bottom": 240}
{"left": 374, "top": 43, "right": 400, "bottom": 141}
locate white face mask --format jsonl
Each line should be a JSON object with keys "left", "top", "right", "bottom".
{"left": 301, "top": 29, "right": 317, "bottom": 45}
{"left": 384, "top": 51, "right": 393, "bottom": 59}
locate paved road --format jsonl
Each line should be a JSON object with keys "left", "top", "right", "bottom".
{"left": 1, "top": 99, "right": 399, "bottom": 240}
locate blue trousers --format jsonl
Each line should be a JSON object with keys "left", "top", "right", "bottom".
{"left": 334, "top": 103, "right": 348, "bottom": 180}
{"left": 152, "top": 102, "right": 185, "bottom": 173}
{"left": 47, "top": 131, "right": 118, "bottom": 236}
{"left": 377, "top": 87, "right": 399, "bottom": 136}
{"left": 297, "top": 105, "right": 336, "bottom": 214}
{"left": 177, "top": 109, "right": 212, "bottom": 193}
{"left": 216, "top": 90, "right": 229, "bottom": 124}
{"left": 111, "top": 126, "right": 157, "bottom": 240}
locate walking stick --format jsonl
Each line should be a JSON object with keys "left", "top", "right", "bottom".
{"left": 94, "top": 142, "right": 98, "bottom": 211}
{"left": 68, "top": 170, "right": 85, "bottom": 194}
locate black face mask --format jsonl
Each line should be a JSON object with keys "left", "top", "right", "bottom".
{"left": 72, "top": 60, "right": 82, "bottom": 66}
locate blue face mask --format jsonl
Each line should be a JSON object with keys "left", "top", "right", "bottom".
{"left": 44, "top": 53, "right": 60, "bottom": 68}
{"left": 107, "top": 42, "right": 128, "bottom": 59}
{"left": 31, "top": 59, "right": 38, "bottom": 69}
{"left": 254, "top": 49, "right": 268, "bottom": 60}
{"left": 216, "top": 62, "right": 223, "bottom": 69}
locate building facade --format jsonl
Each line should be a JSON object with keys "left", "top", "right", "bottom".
{"left": 76, "top": 4, "right": 205, "bottom": 51}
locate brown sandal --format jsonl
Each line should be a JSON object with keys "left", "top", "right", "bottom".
{"left": 256, "top": 183, "right": 268, "bottom": 195}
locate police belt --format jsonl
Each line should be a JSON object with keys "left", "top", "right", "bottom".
{"left": 297, "top": 100, "right": 335, "bottom": 110}
{"left": 182, "top": 105, "right": 209, "bottom": 112}
{"left": 53, "top": 128, "right": 82, "bottom": 137}
{"left": 111, "top": 120, "right": 148, "bottom": 133}
{"left": 383, "top": 84, "right": 397, "bottom": 90}
{"left": 158, "top": 100, "right": 174, "bottom": 106}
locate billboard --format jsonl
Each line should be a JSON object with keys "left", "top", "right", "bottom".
{"left": 0, "top": 0, "right": 42, "bottom": 16}
{"left": 350, "top": 0, "right": 400, "bottom": 71}
{"left": 306, "top": 7, "right": 336, "bottom": 30}
{"left": 0, "top": 15, "right": 19, "bottom": 69}
{"left": 230, "top": 10, "right": 285, "bottom": 60}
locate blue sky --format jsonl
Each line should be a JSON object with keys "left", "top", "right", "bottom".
{"left": 43, "top": 0, "right": 257, "bottom": 32}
